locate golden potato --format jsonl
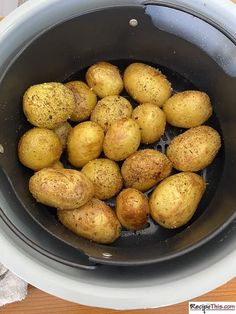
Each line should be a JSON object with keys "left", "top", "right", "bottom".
{"left": 163, "top": 90, "right": 212, "bottom": 128}
{"left": 167, "top": 126, "right": 221, "bottom": 171}
{"left": 103, "top": 118, "right": 141, "bottom": 161}
{"left": 57, "top": 198, "right": 121, "bottom": 244}
{"left": 23, "top": 82, "right": 75, "bottom": 129}
{"left": 86, "top": 61, "right": 123, "bottom": 98}
{"left": 67, "top": 121, "right": 104, "bottom": 168}
{"left": 116, "top": 188, "right": 149, "bottom": 230}
{"left": 149, "top": 172, "right": 206, "bottom": 229}
{"left": 65, "top": 81, "right": 97, "bottom": 122}
{"left": 124, "top": 63, "right": 172, "bottom": 107}
{"left": 18, "top": 128, "right": 62, "bottom": 171}
{"left": 53, "top": 121, "right": 72, "bottom": 149}
{"left": 121, "top": 149, "right": 172, "bottom": 191}
{"left": 50, "top": 160, "right": 64, "bottom": 169}
{"left": 29, "top": 168, "right": 94, "bottom": 210}
{"left": 90, "top": 95, "right": 133, "bottom": 132}
{"left": 132, "top": 103, "right": 166, "bottom": 144}
{"left": 81, "top": 159, "right": 123, "bottom": 200}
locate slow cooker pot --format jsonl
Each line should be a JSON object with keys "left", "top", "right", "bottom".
{"left": 0, "top": 0, "right": 236, "bottom": 309}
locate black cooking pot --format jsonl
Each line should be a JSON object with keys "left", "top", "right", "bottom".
{"left": 0, "top": 2, "right": 236, "bottom": 267}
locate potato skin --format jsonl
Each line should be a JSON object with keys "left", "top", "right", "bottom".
{"left": 167, "top": 126, "right": 221, "bottom": 171}
{"left": 124, "top": 63, "right": 172, "bottom": 107}
{"left": 23, "top": 82, "right": 75, "bottom": 129}
{"left": 29, "top": 168, "right": 94, "bottom": 210}
{"left": 57, "top": 198, "right": 121, "bottom": 244}
{"left": 103, "top": 118, "right": 141, "bottom": 161}
{"left": 81, "top": 158, "right": 123, "bottom": 200}
{"left": 50, "top": 160, "right": 64, "bottom": 169}
{"left": 67, "top": 121, "right": 104, "bottom": 168}
{"left": 150, "top": 172, "right": 206, "bottom": 229}
{"left": 53, "top": 121, "right": 72, "bottom": 149}
{"left": 65, "top": 81, "right": 97, "bottom": 122}
{"left": 132, "top": 103, "right": 166, "bottom": 144}
{"left": 121, "top": 149, "right": 172, "bottom": 192}
{"left": 163, "top": 90, "right": 212, "bottom": 128}
{"left": 18, "top": 128, "right": 62, "bottom": 171}
{"left": 86, "top": 62, "right": 123, "bottom": 98}
{"left": 91, "top": 95, "right": 133, "bottom": 132}
{"left": 116, "top": 188, "right": 149, "bottom": 230}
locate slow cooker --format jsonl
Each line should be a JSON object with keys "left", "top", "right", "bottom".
{"left": 0, "top": 0, "right": 236, "bottom": 309}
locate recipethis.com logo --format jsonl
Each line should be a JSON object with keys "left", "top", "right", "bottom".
{"left": 189, "top": 302, "right": 236, "bottom": 314}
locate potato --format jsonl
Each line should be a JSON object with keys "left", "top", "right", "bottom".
{"left": 132, "top": 103, "right": 166, "bottom": 144}
{"left": 57, "top": 198, "right": 121, "bottom": 244}
{"left": 124, "top": 63, "right": 172, "bottom": 107}
{"left": 81, "top": 159, "right": 123, "bottom": 200}
{"left": 53, "top": 121, "right": 72, "bottom": 149}
{"left": 116, "top": 188, "right": 149, "bottom": 230}
{"left": 51, "top": 160, "right": 64, "bottom": 169}
{"left": 23, "top": 82, "right": 75, "bottom": 129}
{"left": 167, "top": 126, "right": 221, "bottom": 171}
{"left": 121, "top": 149, "right": 172, "bottom": 192}
{"left": 149, "top": 172, "right": 206, "bottom": 229}
{"left": 18, "top": 128, "right": 62, "bottom": 171}
{"left": 163, "top": 90, "right": 212, "bottom": 128}
{"left": 65, "top": 81, "right": 97, "bottom": 122}
{"left": 67, "top": 121, "right": 104, "bottom": 168}
{"left": 29, "top": 168, "right": 94, "bottom": 210}
{"left": 103, "top": 118, "right": 141, "bottom": 161}
{"left": 91, "top": 95, "right": 133, "bottom": 132}
{"left": 86, "top": 61, "right": 123, "bottom": 98}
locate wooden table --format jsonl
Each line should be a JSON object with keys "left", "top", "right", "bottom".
{"left": 1, "top": 278, "right": 236, "bottom": 313}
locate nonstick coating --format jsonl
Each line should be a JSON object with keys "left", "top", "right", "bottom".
{"left": 0, "top": 4, "right": 236, "bottom": 266}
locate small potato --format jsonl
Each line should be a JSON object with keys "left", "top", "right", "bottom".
{"left": 150, "top": 172, "right": 206, "bottom": 229}
{"left": 132, "top": 103, "right": 166, "bottom": 144}
{"left": 91, "top": 95, "right": 133, "bottom": 132}
{"left": 121, "top": 149, "right": 172, "bottom": 192}
{"left": 57, "top": 198, "right": 121, "bottom": 244}
{"left": 67, "top": 121, "right": 104, "bottom": 168}
{"left": 18, "top": 128, "right": 62, "bottom": 171}
{"left": 29, "top": 168, "right": 94, "bottom": 210}
{"left": 124, "top": 63, "right": 172, "bottom": 107}
{"left": 163, "top": 90, "right": 212, "bottom": 128}
{"left": 103, "top": 118, "right": 141, "bottom": 161}
{"left": 86, "top": 62, "right": 123, "bottom": 98}
{"left": 53, "top": 121, "right": 72, "bottom": 149}
{"left": 23, "top": 82, "right": 75, "bottom": 129}
{"left": 116, "top": 188, "right": 149, "bottom": 230}
{"left": 50, "top": 160, "right": 64, "bottom": 169}
{"left": 65, "top": 81, "right": 97, "bottom": 122}
{"left": 82, "top": 159, "right": 123, "bottom": 200}
{"left": 167, "top": 126, "right": 221, "bottom": 171}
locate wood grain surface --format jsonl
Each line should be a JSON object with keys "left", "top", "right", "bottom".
{"left": 1, "top": 278, "right": 236, "bottom": 314}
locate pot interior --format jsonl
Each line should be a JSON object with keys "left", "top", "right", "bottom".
{"left": 0, "top": 4, "right": 236, "bottom": 265}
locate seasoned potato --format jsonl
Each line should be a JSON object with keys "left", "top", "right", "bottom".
{"left": 86, "top": 61, "right": 123, "bottom": 98}
{"left": 163, "top": 90, "right": 212, "bottom": 128}
{"left": 29, "top": 168, "right": 94, "bottom": 210}
{"left": 65, "top": 81, "right": 97, "bottom": 122}
{"left": 124, "top": 63, "right": 172, "bottom": 107}
{"left": 150, "top": 172, "right": 206, "bottom": 229}
{"left": 57, "top": 198, "right": 121, "bottom": 244}
{"left": 121, "top": 149, "right": 172, "bottom": 191}
{"left": 103, "top": 118, "right": 141, "bottom": 161}
{"left": 67, "top": 121, "right": 104, "bottom": 167}
{"left": 132, "top": 103, "right": 166, "bottom": 144}
{"left": 53, "top": 121, "right": 72, "bottom": 149}
{"left": 23, "top": 82, "right": 75, "bottom": 129}
{"left": 91, "top": 95, "right": 133, "bottom": 132}
{"left": 81, "top": 159, "right": 123, "bottom": 200}
{"left": 116, "top": 188, "right": 149, "bottom": 230}
{"left": 18, "top": 128, "right": 62, "bottom": 171}
{"left": 167, "top": 126, "right": 221, "bottom": 171}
